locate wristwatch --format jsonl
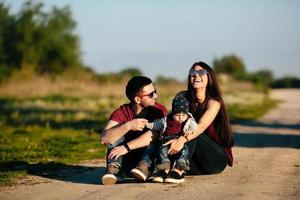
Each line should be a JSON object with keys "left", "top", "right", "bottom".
{"left": 124, "top": 143, "right": 131, "bottom": 152}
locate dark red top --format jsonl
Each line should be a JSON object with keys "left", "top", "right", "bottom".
{"left": 109, "top": 102, "right": 168, "bottom": 142}
{"left": 206, "top": 121, "right": 233, "bottom": 167}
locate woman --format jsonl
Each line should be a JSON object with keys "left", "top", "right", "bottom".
{"left": 165, "top": 61, "right": 233, "bottom": 181}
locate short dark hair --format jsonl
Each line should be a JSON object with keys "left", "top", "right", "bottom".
{"left": 125, "top": 76, "right": 152, "bottom": 102}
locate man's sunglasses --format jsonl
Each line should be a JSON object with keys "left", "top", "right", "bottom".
{"left": 138, "top": 90, "right": 157, "bottom": 99}
{"left": 189, "top": 69, "right": 208, "bottom": 76}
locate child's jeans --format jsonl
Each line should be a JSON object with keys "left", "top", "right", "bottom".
{"left": 157, "top": 143, "right": 189, "bottom": 169}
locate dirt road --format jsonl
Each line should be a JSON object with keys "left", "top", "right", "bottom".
{"left": 1, "top": 89, "right": 300, "bottom": 200}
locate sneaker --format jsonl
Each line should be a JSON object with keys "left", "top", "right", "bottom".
{"left": 175, "top": 160, "right": 190, "bottom": 171}
{"left": 130, "top": 160, "right": 149, "bottom": 182}
{"left": 164, "top": 170, "right": 185, "bottom": 184}
{"left": 156, "top": 161, "right": 171, "bottom": 171}
{"left": 101, "top": 164, "right": 121, "bottom": 185}
{"left": 152, "top": 170, "right": 168, "bottom": 183}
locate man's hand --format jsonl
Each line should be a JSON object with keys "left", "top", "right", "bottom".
{"left": 108, "top": 145, "right": 129, "bottom": 160}
{"left": 125, "top": 118, "right": 148, "bottom": 131}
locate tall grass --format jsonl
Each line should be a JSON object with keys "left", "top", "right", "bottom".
{"left": 0, "top": 74, "right": 275, "bottom": 185}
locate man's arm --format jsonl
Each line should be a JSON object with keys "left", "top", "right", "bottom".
{"left": 101, "top": 120, "right": 128, "bottom": 145}
{"left": 126, "top": 129, "right": 155, "bottom": 149}
{"left": 101, "top": 118, "right": 148, "bottom": 145}
{"left": 108, "top": 130, "right": 156, "bottom": 160}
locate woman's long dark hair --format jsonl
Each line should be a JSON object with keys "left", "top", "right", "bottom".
{"left": 186, "top": 61, "right": 233, "bottom": 147}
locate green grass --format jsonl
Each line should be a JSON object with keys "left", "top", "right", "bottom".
{"left": 0, "top": 92, "right": 277, "bottom": 186}
{"left": 228, "top": 97, "right": 278, "bottom": 122}
{"left": 0, "top": 96, "right": 110, "bottom": 185}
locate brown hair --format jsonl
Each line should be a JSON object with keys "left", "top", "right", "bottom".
{"left": 186, "top": 61, "right": 233, "bottom": 147}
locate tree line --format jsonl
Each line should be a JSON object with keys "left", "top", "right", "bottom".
{"left": 1, "top": 1, "right": 299, "bottom": 88}
{"left": 0, "top": 1, "right": 82, "bottom": 78}
{"left": 213, "top": 55, "right": 300, "bottom": 88}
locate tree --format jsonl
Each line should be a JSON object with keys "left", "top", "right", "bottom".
{"left": 155, "top": 76, "right": 180, "bottom": 85}
{"left": 120, "top": 67, "right": 143, "bottom": 77}
{"left": 11, "top": 1, "right": 44, "bottom": 70}
{"left": 38, "top": 6, "right": 82, "bottom": 74}
{"left": 0, "top": 0, "right": 82, "bottom": 74}
{"left": 250, "top": 69, "right": 273, "bottom": 86}
{"left": 213, "top": 54, "right": 246, "bottom": 78}
{"left": 0, "top": 3, "right": 11, "bottom": 66}
{"left": 271, "top": 76, "right": 300, "bottom": 88}
{"left": 0, "top": 3, "right": 13, "bottom": 80}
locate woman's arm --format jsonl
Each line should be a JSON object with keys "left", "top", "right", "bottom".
{"left": 186, "top": 99, "right": 220, "bottom": 141}
{"left": 168, "top": 99, "right": 220, "bottom": 154}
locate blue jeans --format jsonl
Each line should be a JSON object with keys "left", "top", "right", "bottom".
{"left": 106, "top": 137, "right": 158, "bottom": 171}
{"left": 106, "top": 136, "right": 124, "bottom": 167}
{"left": 157, "top": 143, "right": 189, "bottom": 169}
{"left": 139, "top": 143, "right": 159, "bottom": 167}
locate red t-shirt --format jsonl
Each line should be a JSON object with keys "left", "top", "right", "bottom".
{"left": 109, "top": 102, "right": 168, "bottom": 142}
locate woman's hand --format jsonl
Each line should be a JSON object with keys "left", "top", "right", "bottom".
{"left": 108, "top": 145, "right": 128, "bottom": 160}
{"left": 163, "top": 136, "right": 186, "bottom": 155}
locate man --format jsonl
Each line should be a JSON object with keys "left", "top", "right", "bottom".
{"left": 101, "top": 76, "right": 168, "bottom": 185}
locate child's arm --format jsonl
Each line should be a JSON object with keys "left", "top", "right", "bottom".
{"left": 183, "top": 118, "right": 198, "bottom": 137}
{"left": 146, "top": 118, "right": 164, "bottom": 131}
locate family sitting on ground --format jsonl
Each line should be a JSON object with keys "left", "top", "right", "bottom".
{"left": 100, "top": 61, "right": 234, "bottom": 185}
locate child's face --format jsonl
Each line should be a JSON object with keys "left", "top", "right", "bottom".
{"left": 172, "top": 113, "right": 188, "bottom": 123}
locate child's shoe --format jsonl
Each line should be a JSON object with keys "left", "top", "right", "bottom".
{"left": 164, "top": 170, "right": 185, "bottom": 184}
{"left": 152, "top": 170, "right": 169, "bottom": 183}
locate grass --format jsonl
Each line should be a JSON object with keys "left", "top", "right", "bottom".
{"left": 0, "top": 96, "right": 110, "bottom": 186}
{"left": 0, "top": 77, "right": 277, "bottom": 186}
{"left": 228, "top": 97, "right": 278, "bottom": 122}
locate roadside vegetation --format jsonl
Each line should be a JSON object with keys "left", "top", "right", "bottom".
{"left": 0, "top": 74, "right": 277, "bottom": 186}
{"left": 0, "top": 1, "right": 283, "bottom": 186}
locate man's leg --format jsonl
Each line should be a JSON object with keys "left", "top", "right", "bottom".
{"left": 130, "top": 143, "right": 158, "bottom": 182}
{"left": 101, "top": 138, "right": 124, "bottom": 185}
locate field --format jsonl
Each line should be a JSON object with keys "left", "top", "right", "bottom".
{"left": 0, "top": 75, "right": 276, "bottom": 185}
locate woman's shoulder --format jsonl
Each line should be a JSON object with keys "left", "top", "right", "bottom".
{"left": 207, "top": 98, "right": 221, "bottom": 108}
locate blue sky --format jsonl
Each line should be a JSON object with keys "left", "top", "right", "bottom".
{"left": 7, "top": 0, "right": 300, "bottom": 81}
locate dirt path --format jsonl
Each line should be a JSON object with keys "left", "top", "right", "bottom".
{"left": 1, "top": 89, "right": 300, "bottom": 200}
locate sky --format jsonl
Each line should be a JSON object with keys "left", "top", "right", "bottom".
{"left": 7, "top": 0, "right": 300, "bottom": 81}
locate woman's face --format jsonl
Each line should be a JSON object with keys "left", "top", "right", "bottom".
{"left": 190, "top": 65, "right": 208, "bottom": 89}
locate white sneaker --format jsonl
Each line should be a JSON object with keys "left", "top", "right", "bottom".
{"left": 164, "top": 171, "right": 185, "bottom": 184}
{"left": 101, "top": 174, "right": 117, "bottom": 185}
{"left": 130, "top": 161, "right": 149, "bottom": 182}
{"left": 130, "top": 168, "right": 147, "bottom": 182}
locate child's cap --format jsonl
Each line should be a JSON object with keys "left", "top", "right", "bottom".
{"left": 172, "top": 96, "right": 189, "bottom": 114}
